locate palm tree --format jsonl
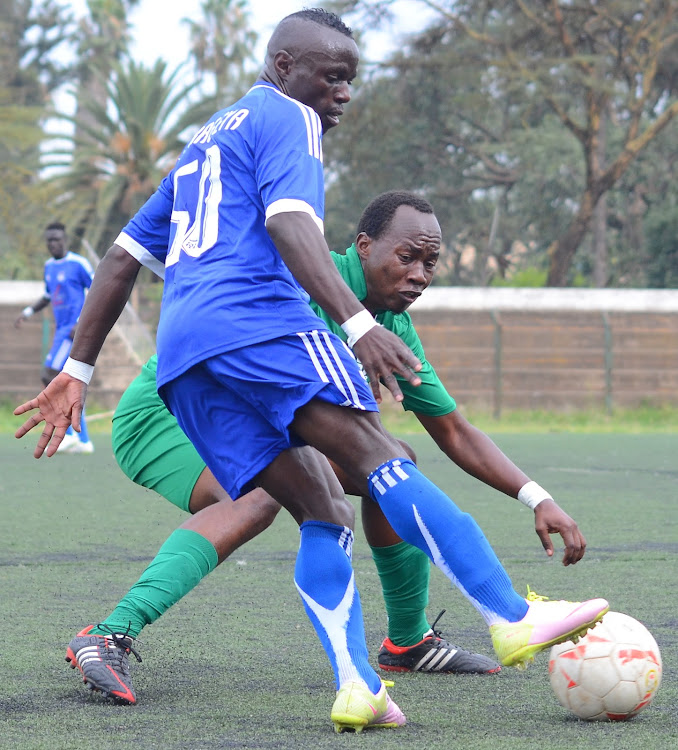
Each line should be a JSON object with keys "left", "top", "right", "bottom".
{"left": 43, "top": 58, "right": 217, "bottom": 255}
{"left": 73, "top": 0, "right": 141, "bottom": 140}
{"left": 183, "top": 0, "right": 258, "bottom": 101}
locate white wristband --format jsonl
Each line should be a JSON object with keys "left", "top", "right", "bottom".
{"left": 22, "top": 306, "right": 34, "bottom": 318}
{"left": 341, "top": 309, "right": 378, "bottom": 347}
{"left": 63, "top": 357, "right": 95, "bottom": 385}
{"left": 517, "top": 481, "right": 551, "bottom": 510}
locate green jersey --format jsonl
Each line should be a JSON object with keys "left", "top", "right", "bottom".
{"left": 309, "top": 244, "right": 455, "bottom": 417}
{"left": 122, "top": 245, "right": 456, "bottom": 419}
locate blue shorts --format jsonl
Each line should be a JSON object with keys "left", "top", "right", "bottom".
{"left": 45, "top": 330, "right": 73, "bottom": 371}
{"left": 160, "top": 330, "right": 377, "bottom": 499}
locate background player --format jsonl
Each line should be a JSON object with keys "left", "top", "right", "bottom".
{"left": 15, "top": 10, "right": 608, "bottom": 733}
{"left": 15, "top": 221, "right": 94, "bottom": 454}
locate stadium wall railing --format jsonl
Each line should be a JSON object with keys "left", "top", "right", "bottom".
{"left": 408, "top": 287, "right": 678, "bottom": 415}
{"left": 2, "top": 283, "right": 677, "bottom": 413}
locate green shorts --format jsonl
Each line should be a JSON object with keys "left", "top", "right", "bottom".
{"left": 111, "top": 357, "right": 205, "bottom": 513}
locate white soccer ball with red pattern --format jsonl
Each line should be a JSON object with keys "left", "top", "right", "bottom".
{"left": 549, "top": 611, "right": 662, "bottom": 721}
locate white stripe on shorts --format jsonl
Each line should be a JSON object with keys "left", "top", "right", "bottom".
{"left": 297, "top": 330, "right": 367, "bottom": 410}
{"left": 52, "top": 338, "right": 73, "bottom": 371}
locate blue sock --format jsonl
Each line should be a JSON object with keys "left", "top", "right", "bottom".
{"left": 65, "top": 425, "right": 75, "bottom": 437}
{"left": 294, "top": 521, "right": 381, "bottom": 693}
{"left": 78, "top": 408, "right": 90, "bottom": 443}
{"left": 369, "top": 458, "right": 528, "bottom": 624}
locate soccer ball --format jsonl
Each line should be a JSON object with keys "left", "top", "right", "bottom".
{"left": 549, "top": 611, "right": 662, "bottom": 721}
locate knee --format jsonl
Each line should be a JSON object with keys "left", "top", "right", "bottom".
{"left": 397, "top": 438, "right": 417, "bottom": 464}
{"left": 246, "top": 490, "right": 282, "bottom": 533}
{"left": 330, "top": 493, "right": 355, "bottom": 529}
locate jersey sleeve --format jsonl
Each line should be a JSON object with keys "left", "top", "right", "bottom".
{"left": 392, "top": 314, "right": 457, "bottom": 416}
{"left": 256, "top": 97, "right": 325, "bottom": 232}
{"left": 115, "top": 172, "right": 174, "bottom": 279}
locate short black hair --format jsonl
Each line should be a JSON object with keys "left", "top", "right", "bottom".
{"left": 45, "top": 221, "right": 66, "bottom": 233}
{"left": 357, "top": 191, "right": 434, "bottom": 239}
{"left": 288, "top": 7, "right": 353, "bottom": 38}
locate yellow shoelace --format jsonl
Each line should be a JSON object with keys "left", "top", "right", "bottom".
{"left": 525, "top": 586, "right": 549, "bottom": 603}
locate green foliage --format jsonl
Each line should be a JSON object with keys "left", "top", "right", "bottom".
{"left": 490, "top": 267, "right": 548, "bottom": 288}
{"left": 183, "top": 0, "right": 258, "bottom": 100}
{"left": 645, "top": 206, "right": 678, "bottom": 288}
{"left": 0, "top": 0, "right": 74, "bottom": 105}
{"left": 376, "top": 401, "right": 678, "bottom": 436}
{"left": 42, "top": 59, "right": 218, "bottom": 254}
{"left": 331, "top": 0, "right": 678, "bottom": 287}
{"left": 0, "top": 2, "right": 75, "bottom": 279}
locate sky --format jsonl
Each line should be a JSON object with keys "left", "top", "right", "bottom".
{"left": 64, "top": 0, "right": 435, "bottom": 68}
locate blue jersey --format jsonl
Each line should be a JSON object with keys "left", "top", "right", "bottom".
{"left": 120, "top": 83, "right": 330, "bottom": 389}
{"left": 43, "top": 251, "right": 94, "bottom": 331}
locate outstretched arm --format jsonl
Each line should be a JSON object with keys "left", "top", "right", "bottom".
{"left": 14, "top": 245, "right": 141, "bottom": 457}
{"left": 14, "top": 296, "right": 50, "bottom": 328}
{"left": 416, "top": 409, "right": 586, "bottom": 566}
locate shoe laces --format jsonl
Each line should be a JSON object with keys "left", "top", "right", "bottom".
{"left": 424, "top": 609, "right": 453, "bottom": 646}
{"left": 425, "top": 610, "right": 466, "bottom": 652}
{"left": 525, "top": 586, "right": 548, "bottom": 603}
{"left": 96, "top": 622, "right": 143, "bottom": 663}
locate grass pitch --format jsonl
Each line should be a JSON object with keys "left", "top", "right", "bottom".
{"left": 0, "top": 431, "right": 676, "bottom": 750}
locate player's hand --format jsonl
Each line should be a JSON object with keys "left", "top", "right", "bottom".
{"left": 534, "top": 499, "right": 587, "bottom": 566}
{"left": 14, "top": 314, "right": 26, "bottom": 329}
{"left": 14, "top": 372, "right": 88, "bottom": 458}
{"left": 352, "top": 326, "right": 422, "bottom": 403}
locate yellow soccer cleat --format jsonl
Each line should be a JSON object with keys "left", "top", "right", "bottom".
{"left": 331, "top": 680, "right": 406, "bottom": 733}
{"left": 490, "top": 588, "right": 609, "bottom": 669}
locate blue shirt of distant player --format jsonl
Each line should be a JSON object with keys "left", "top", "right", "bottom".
{"left": 119, "top": 83, "right": 329, "bottom": 389}
{"left": 44, "top": 252, "right": 94, "bottom": 332}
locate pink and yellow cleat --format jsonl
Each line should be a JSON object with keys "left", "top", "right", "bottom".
{"left": 490, "top": 588, "right": 609, "bottom": 669}
{"left": 331, "top": 679, "right": 406, "bottom": 733}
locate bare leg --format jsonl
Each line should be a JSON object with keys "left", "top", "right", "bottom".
{"left": 183, "top": 472, "right": 282, "bottom": 563}
{"left": 291, "top": 400, "right": 530, "bottom": 628}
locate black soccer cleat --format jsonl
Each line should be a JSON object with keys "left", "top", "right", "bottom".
{"left": 378, "top": 610, "right": 501, "bottom": 674}
{"left": 65, "top": 624, "right": 142, "bottom": 704}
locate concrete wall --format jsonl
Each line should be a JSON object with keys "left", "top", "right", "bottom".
{"left": 1, "top": 282, "right": 143, "bottom": 408}
{"left": 408, "top": 287, "right": 678, "bottom": 412}
{"left": 3, "top": 282, "right": 677, "bottom": 413}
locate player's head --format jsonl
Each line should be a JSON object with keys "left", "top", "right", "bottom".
{"left": 262, "top": 9, "right": 358, "bottom": 133}
{"left": 45, "top": 221, "right": 67, "bottom": 259}
{"left": 355, "top": 191, "right": 441, "bottom": 315}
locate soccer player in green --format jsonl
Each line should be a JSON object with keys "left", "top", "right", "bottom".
{"left": 58, "top": 191, "right": 588, "bottom": 703}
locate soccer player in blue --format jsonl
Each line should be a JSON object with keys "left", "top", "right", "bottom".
{"left": 15, "top": 10, "right": 609, "bottom": 733}
{"left": 15, "top": 221, "right": 94, "bottom": 454}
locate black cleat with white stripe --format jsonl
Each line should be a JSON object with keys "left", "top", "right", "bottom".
{"left": 65, "top": 624, "right": 142, "bottom": 703}
{"left": 377, "top": 610, "right": 501, "bottom": 675}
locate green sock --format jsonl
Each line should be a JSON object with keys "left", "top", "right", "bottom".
{"left": 92, "top": 529, "right": 218, "bottom": 638}
{"left": 370, "top": 541, "right": 431, "bottom": 647}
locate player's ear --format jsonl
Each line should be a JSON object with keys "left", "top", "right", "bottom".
{"left": 355, "top": 232, "right": 371, "bottom": 261}
{"left": 273, "top": 50, "right": 294, "bottom": 79}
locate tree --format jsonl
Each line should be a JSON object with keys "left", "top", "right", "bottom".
{"left": 0, "top": 1, "right": 73, "bottom": 279}
{"left": 334, "top": 0, "right": 678, "bottom": 286}
{"left": 72, "top": 0, "right": 141, "bottom": 142}
{"left": 0, "top": 0, "right": 73, "bottom": 106}
{"left": 645, "top": 205, "right": 678, "bottom": 288}
{"left": 183, "top": 0, "right": 258, "bottom": 101}
{"left": 43, "top": 59, "right": 217, "bottom": 255}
